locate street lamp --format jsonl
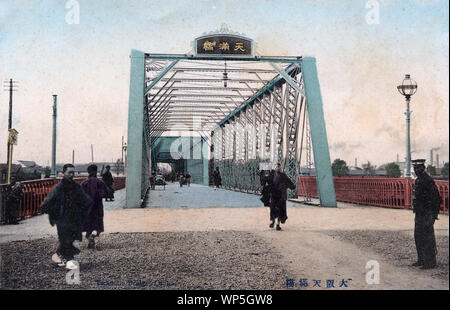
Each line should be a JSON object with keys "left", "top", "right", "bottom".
{"left": 397, "top": 74, "right": 417, "bottom": 178}
{"left": 122, "top": 142, "right": 127, "bottom": 175}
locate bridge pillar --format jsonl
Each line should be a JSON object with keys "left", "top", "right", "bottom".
{"left": 126, "top": 49, "right": 146, "bottom": 208}
{"left": 300, "top": 57, "right": 337, "bottom": 207}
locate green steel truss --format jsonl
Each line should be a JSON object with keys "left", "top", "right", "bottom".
{"left": 126, "top": 50, "right": 337, "bottom": 208}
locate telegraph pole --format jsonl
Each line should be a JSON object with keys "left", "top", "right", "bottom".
{"left": 51, "top": 95, "right": 57, "bottom": 177}
{"left": 8, "top": 79, "right": 13, "bottom": 129}
{"left": 3, "top": 79, "right": 18, "bottom": 181}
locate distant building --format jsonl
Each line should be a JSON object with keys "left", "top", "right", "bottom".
{"left": 374, "top": 165, "right": 387, "bottom": 176}
{"left": 17, "top": 160, "right": 45, "bottom": 176}
{"left": 299, "top": 167, "right": 315, "bottom": 176}
{"left": 348, "top": 166, "right": 365, "bottom": 176}
{"left": 395, "top": 162, "right": 407, "bottom": 177}
{"left": 18, "top": 160, "right": 38, "bottom": 168}
{"left": 375, "top": 162, "right": 407, "bottom": 177}
{"left": 0, "top": 164, "right": 22, "bottom": 184}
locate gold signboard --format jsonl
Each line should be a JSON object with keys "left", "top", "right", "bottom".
{"left": 195, "top": 35, "right": 253, "bottom": 56}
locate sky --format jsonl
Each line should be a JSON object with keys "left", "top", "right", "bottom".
{"left": 0, "top": 0, "right": 448, "bottom": 168}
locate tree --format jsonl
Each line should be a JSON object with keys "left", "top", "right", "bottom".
{"left": 44, "top": 167, "right": 51, "bottom": 178}
{"left": 442, "top": 162, "right": 449, "bottom": 178}
{"left": 332, "top": 159, "right": 349, "bottom": 177}
{"left": 427, "top": 165, "right": 437, "bottom": 176}
{"left": 385, "top": 162, "right": 401, "bottom": 177}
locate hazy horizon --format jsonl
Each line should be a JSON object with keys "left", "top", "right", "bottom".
{"left": 1, "top": 0, "right": 448, "bottom": 167}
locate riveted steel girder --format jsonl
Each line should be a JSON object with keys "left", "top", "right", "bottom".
{"left": 127, "top": 51, "right": 335, "bottom": 208}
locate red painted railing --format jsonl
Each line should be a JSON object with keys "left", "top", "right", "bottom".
{"left": 112, "top": 177, "right": 126, "bottom": 191}
{"left": 20, "top": 178, "right": 86, "bottom": 219}
{"left": 19, "top": 176, "right": 126, "bottom": 219}
{"left": 298, "top": 176, "right": 448, "bottom": 213}
{"left": 434, "top": 180, "right": 449, "bottom": 213}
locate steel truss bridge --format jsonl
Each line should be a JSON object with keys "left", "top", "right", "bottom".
{"left": 125, "top": 34, "right": 337, "bottom": 208}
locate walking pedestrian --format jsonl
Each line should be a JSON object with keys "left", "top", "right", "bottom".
{"left": 212, "top": 167, "right": 221, "bottom": 190}
{"left": 102, "top": 165, "right": 115, "bottom": 201}
{"left": 185, "top": 173, "right": 191, "bottom": 187}
{"left": 411, "top": 159, "right": 441, "bottom": 269}
{"left": 150, "top": 171, "right": 156, "bottom": 190}
{"left": 82, "top": 164, "right": 109, "bottom": 249}
{"left": 39, "top": 164, "right": 92, "bottom": 268}
{"left": 260, "top": 169, "right": 271, "bottom": 207}
{"left": 4, "top": 175, "right": 24, "bottom": 225}
{"left": 265, "top": 163, "right": 295, "bottom": 231}
{"left": 179, "top": 173, "right": 185, "bottom": 187}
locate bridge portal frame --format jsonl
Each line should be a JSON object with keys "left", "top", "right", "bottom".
{"left": 126, "top": 50, "right": 337, "bottom": 208}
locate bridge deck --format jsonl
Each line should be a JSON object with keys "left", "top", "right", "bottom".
{"left": 142, "top": 183, "right": 301, "bottom": 209}
{"left": 1, "top": 186, "right": 448, "bottom": 290}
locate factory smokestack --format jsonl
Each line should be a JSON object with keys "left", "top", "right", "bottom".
{"left": 430, "top": 147, "right": 440, "bottom": 167}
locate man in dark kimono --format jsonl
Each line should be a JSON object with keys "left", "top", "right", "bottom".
{"left": 268, "top": 163, "right": 296, "bottom": 231}
{"left": 102, "top": 165, "right": 114, "bottom": 201}
{"left": 4, "top": 175, "right": 24, "bottom": 225}
{"left": 82, "top": 164, "right": 109, "bottom": 249}
{"left": 411, "top": 159, "right": 441, "bottom": 269}
{"left": 39, "top": 164, "right": 92, "bottom": 268}
{"left": 212, "top": 167, "right": 221, "bottom": 190}
{"left": 185, "top": 173, "right": 191, "bottom": 187}
{"left": 150, "top": 171, "right": 156, "bottom": 190}
{"left": 179, "top": 173, "right": 185, "bottom": 187}
{"left": 260, "top": 170, "right": 271, "bottom": 207}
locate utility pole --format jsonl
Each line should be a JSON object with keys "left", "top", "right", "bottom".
{"left": 91, "top": 144, "right": 94, "bottom": 163}
{"left": 72, "top": 150, "right": 75, "bottom": 165}
{"left": 3, "top": 79, "right": 18, "bottom": 181}
{"left": 8, "top": 79, "right": 13, "bottom": 129}
{"left": 51, "top": 95, "right": 57, "bottom": 177}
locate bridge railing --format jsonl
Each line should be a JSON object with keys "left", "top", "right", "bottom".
{"left": 20, "top": 177, "right": 86, "bottom": 219}
{"left": 1, "top": 176, "right": 126, "bottom": 222}
{"left": 112, "top": 177, "right": 126, "bottom": 191}
{"left": 298, "top": 176, "right": 448, "bottom": 213}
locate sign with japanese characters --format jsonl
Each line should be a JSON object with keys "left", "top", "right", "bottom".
{"left": 195, "top": 35, "right": 253, "bottom": 56}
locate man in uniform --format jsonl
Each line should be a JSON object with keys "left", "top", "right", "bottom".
{"left": 411, "top": 159, "right": 441, "bottom": 269}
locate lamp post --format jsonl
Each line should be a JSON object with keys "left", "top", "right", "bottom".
{"left": 122, "top": 142, "right": 127, "bottom": 175}
{"left": 397, "top": 74, "right": 417, "bottom": 178}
